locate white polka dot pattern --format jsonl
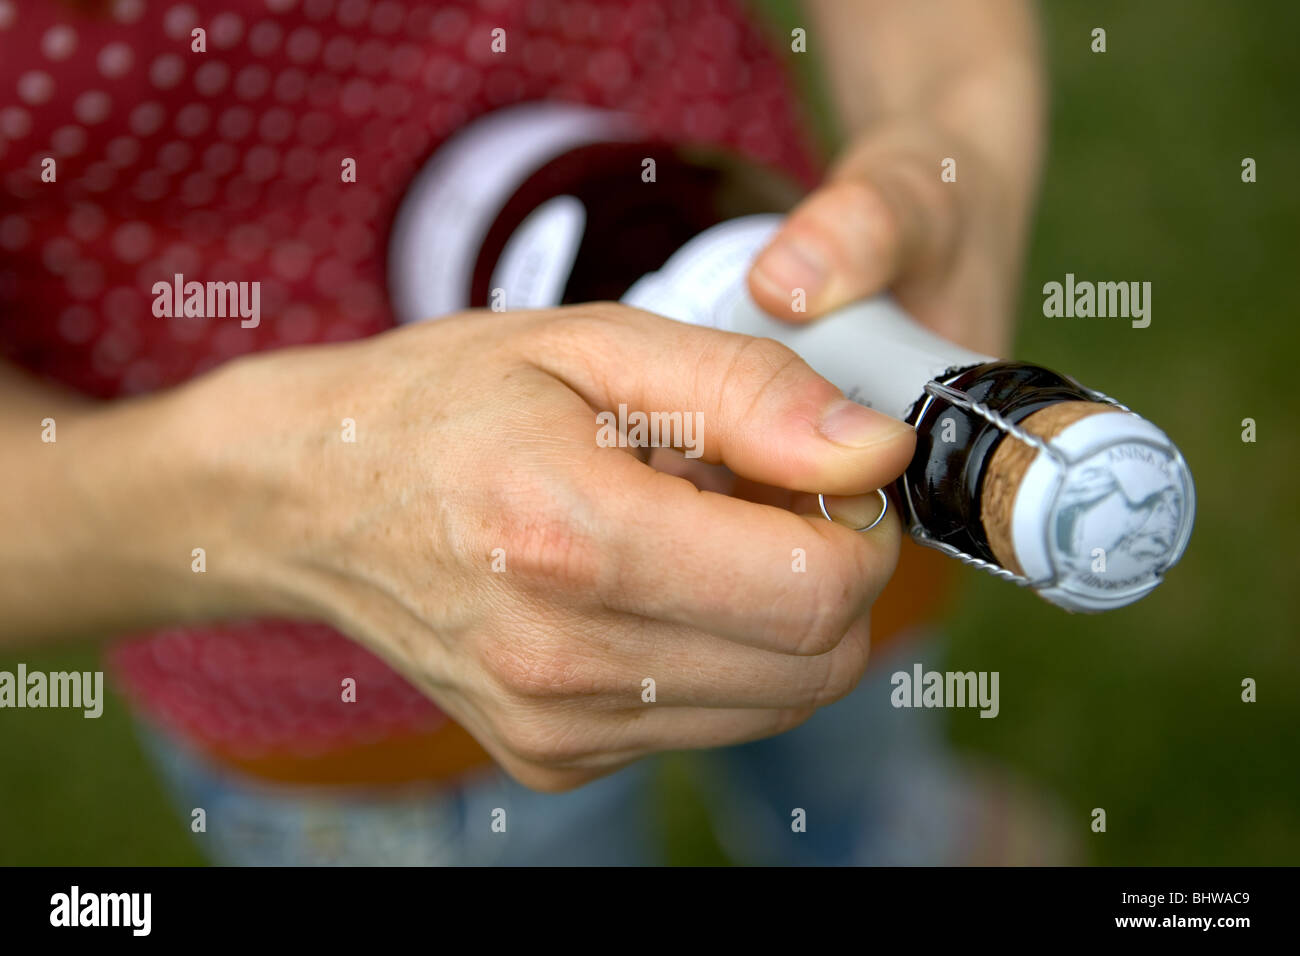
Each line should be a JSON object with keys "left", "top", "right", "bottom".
{"left": 0, "top": 214, "right": 30, "bottom": 250}
{"left": 18, "top": 71, "right": 55, "bottom": 105}
{"left": 164, "top": 5, "right": 200, "bottom": 42}
{"left": 74, "top": 91, "right": 112, "bottom": 126}
{"left": 42, "top": 26, "right": 78, "bottom": 62}
{"left": 194, "top": 61, "right": 231, "bottom": 97}
{"left": 112, "top": 0, "right": 146, "bottom": 25}
{"left": 0, "top": 0, "right": 818, "bottom": 756}
{"left": 149, "top": 54, "right": 186, "bottom": 90}
{"left": 247, "top": 19, "right": 283, "bottom": 56}
{"left": 0, "top": 105, "right": 30, "bottom": 139}
{"left": 98, "top": 42, "right": 135, "bottom": 79}
{"left": 211, "top": 12, "right": 245, "bottom": 48}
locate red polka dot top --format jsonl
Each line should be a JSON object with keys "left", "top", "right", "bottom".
{"left": 0, "top": 0, "right": 818, "bottom": 768}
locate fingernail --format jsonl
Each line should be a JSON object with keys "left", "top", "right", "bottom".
{"left": 824, "top": 492, "right": 887, "bottom": 530}
{"left": 753, "top": 237, "right": 828, "bottom": 302}
{"left": 818, "top": 399, "right": 910, "bottom": 448}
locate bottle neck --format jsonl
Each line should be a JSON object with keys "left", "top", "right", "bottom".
{"left": 906, "top": 362, "right": 1098, "bottom": 559}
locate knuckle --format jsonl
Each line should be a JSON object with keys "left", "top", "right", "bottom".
{"left": 513, "top": 305, "right": 622, "bottom": 388}
{"left": 793, "top": 608, "right": 844, "bottom": 657}
{"left": 524, "top": 303, "right": 625, "bottom": 352}
{"left": 483, "top": 631, "right": 599, "bottom": 701}
{"left": 498, "top": 711, "right": 597, "bottom": 768}
{"left": 831, "top": 177, "right": 902, "bottom": 267}
{"left": 498, "top": 715, "right": 567, "bottom": 766}
{"left": 729, "top": 335, "right": 804, "bottom": 388}
{"left": 852, "top": 525, "right": 902, "bottom": 602}
{"left": 497, "top": 504, "right": 602, "bottom": 592}
{"left": 812, "top": 619, "right": 872, "bottom": 708}
{"left": 887, "top": 158, "right": 961, "bottom": 267}
{"left": 711, "top": 335, "right": 818, "bottom": 424}
{"left": 791, "top": 564, "right": 862, "bottom": 656}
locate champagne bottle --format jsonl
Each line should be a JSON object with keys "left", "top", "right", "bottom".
{"left": 389, "top": 103, "right": 1195, "bottom": 613}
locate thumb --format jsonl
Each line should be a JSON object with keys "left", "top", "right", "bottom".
{"left": 527, "top": 305, "right": 916, "bottom": 496}
{"left": 748, "top": 135, "right": 960, "bottom": 323}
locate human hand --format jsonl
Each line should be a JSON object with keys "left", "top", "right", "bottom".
{"left": 748, "top": 118, "right": 1035, "bottom": 357}
{"left": 179, "top": 303, "right": 914, "bottom": 790}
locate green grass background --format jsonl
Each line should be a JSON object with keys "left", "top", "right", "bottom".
{"left": 2, "top": 0, "right": 1297, "bottom": 865}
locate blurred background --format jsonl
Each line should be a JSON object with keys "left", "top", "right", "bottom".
{"left": 2, "top": 0, "right": 1297, "bottom": 864}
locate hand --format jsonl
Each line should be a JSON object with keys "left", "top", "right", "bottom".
{"left": 176, "top": 304, "right": 915, "bottom": 791}
{"left": 748, "top": 118, "right": 1034, "bottom": 357}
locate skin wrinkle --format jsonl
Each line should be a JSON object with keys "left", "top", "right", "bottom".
{"left": 727, "top": 338, "right": 807, "bottom": 448}
{"left": 883, "top": 155, "right": 961, "bottom": 278}
{"left": 578, "top": 598, "right": 868, "bottom": 711}
{"left": 516, "top": 309, "right": 622, "bottom": 411}
{"left": 290, "top": 472, "right": 468, "bottom": 670}
{"left": 320, "top": 580, "right": 460, "bottom": 694}
{"left": 516, "top": 596, "right": 682, "bottom": 706}
{"left": 504, "top": 409, "right": 602, "bottom": 469}
{"left": 791, "top": 565, "right": 864, "bottom": 658}
{"left": 601, "top": 469, "right": 738, "bottom": 618}
{"left": 599, "top": 465, "right": 880, "bottom": 651}
{"left": 820, "top": 175, "right": 907, "bottom": 278}
{"left": 524, "top": 326, "right": 662, "bottom": 468}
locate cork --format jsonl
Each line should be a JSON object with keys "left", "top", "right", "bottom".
{"left": 981, "top": 401, "right": 1124, "bottom": 576}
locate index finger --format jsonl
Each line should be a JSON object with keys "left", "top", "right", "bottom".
{"left": 591, "top": 447, "right": 902, "bottom": 655}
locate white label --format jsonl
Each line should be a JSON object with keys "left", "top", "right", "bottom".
{"left": 622, "top": 215, "right": 994, "bottom": 421}
{"left": 389, "top": 103, "right": 635, "bottom": 324}
{"left": 489, "top": 196, "right": 587, "bottom": 311}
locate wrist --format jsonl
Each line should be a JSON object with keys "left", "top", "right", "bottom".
{"left": 158, "top": 351, "right": 334, "bottom": 626}
{"left": 0, "top": 381, "right": 270, "bottom": 641}
{"left": 84, "top": 382, "right": 289, "bottom": 630}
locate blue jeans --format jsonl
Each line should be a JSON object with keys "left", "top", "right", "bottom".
{"left": 140, "top": 634, "right": 966, "bottom": 865}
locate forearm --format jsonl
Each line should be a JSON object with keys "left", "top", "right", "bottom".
{"left": 805, "top": 0, "right": 1046, "bottom": 220}
{"left": 0, "top": 358, "right": 295, "bottom": 645}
